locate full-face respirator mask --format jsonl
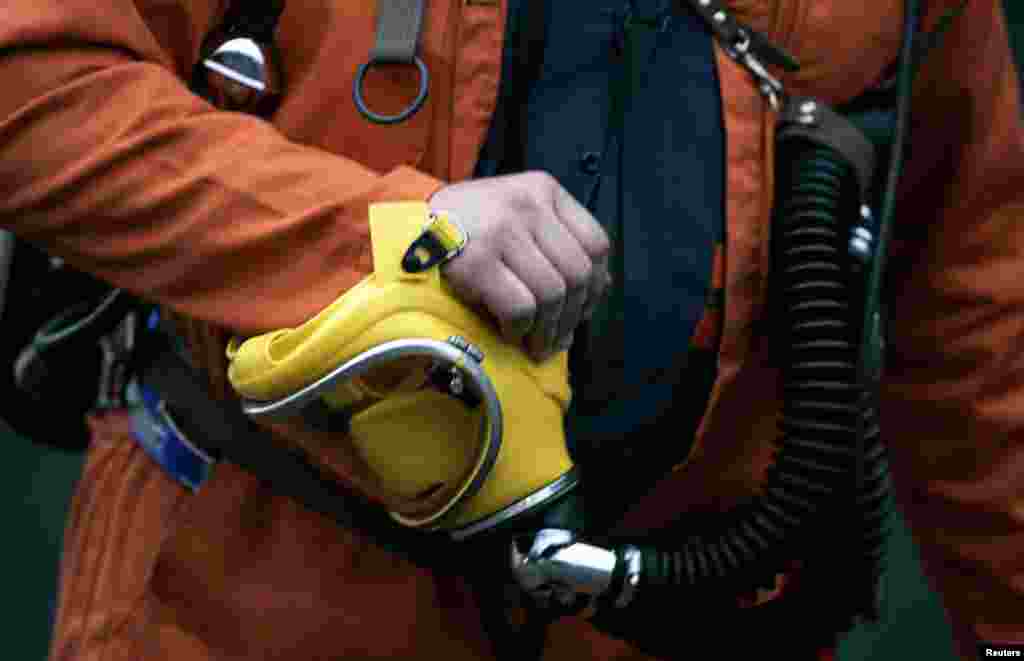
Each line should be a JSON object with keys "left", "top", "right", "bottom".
{"left": 228, "top": 202, "right": 648, "bottom": 623}
{"left": 227, "top": 202, "right": 581, "bottom": 540}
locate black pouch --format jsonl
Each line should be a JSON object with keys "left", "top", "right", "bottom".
{"left": 0, "top": 238, "right": 113, "bottom": 451}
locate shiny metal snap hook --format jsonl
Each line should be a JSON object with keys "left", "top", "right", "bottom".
{"left": 353, "top": 55, "right": 430, "bottom": 125}
{"left": 201, "top": 36, "right": 283, "bottom": 116}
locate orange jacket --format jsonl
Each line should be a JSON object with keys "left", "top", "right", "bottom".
{"left": 1, "top": 1, "right": 1022, "bottom": 660}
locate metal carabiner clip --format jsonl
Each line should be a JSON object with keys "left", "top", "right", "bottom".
{"left": 729, "top": 30, "right": 785, "bottom": 111}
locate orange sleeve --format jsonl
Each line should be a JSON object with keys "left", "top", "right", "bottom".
{"left": 882, "top": 0, "right": 1024, "bottom": 655}
{"left": 0, "top": 2, "right": 444, "bottom": 335}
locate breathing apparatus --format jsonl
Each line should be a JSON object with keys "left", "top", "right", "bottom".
{"left": 228, "top": 202, "right": 579, "bottom": 536}
{"left": 219, "top": 0, "right": 934, "bottom": 643}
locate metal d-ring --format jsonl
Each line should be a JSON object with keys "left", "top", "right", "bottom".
{"left": 353, "top": 55, "right": 429, "bottom": 125}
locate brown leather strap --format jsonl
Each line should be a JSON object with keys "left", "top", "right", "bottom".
{"left": 372, "top": 0, "right": 427, "bottom": 63}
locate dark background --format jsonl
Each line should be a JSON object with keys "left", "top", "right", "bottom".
{"left": 3, "top": 4, "right": 1023, "bottom": 659}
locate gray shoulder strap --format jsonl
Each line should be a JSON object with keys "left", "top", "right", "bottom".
{"left": 372, "top": 0, "right": 427, "bottom": 63}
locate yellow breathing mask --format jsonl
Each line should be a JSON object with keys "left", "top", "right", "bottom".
{"left": 226, "top": 202, "right": 578, "bottom": 539}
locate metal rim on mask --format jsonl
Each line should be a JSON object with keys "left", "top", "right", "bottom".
{"left": 240, "top": 338, "right": 501, "bottom": 524}
{"left": 447, "top": 466, "right": 581, "bottom": 541}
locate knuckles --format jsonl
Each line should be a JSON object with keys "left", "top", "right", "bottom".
{"left": 522, "top": 169, "right": 558, "bottom": 191}
{"left": 514, "top": 171, "right": 557, "bottom": 215}
{"left": 497, "top": 226, "right": 535, "bottom": 255}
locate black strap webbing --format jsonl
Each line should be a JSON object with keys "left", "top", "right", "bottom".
{"left": 372, "top": 0, "right": 428, "bottom": 63}
{"left": 134, "top": 335, "right": 454, "bottom": 568}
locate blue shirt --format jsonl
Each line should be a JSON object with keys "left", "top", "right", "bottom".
{"left": 475, "top": 0, "right": 725, "bottom": 483}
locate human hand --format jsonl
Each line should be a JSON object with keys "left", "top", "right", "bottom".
{"left": 428, "top": 172, "right": 612, "bottom": 361}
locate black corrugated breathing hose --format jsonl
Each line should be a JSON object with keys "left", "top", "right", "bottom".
{"left": 622, "top": 142, "right": 883, "bottom": 605}
{"left": 594, "top": 0, "right": 924, "bottom": 637}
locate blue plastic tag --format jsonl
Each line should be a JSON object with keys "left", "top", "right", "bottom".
{"left": 129, "top": 383, "right": 215, "bottom": 491}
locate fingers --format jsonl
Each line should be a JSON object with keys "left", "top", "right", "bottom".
{"left": 529, "top": 217, "right": 591, "bottom": 350}
{"left": 499, "top": 235, "right": 566, "bottom": 358}
{"left": 582, "top": 255, "right": 612, "bottom": 321}
{"left": 549, "top": 183, "right": 612, "bottom": 323}
{"left": 446, "top": 256, "right": 538, "bottom": 341}
{"left": 551, "top": 183, "right": 611, "bottom": 266}
{"left": 432, "top": 172, "right": 614, "bottom": 361}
